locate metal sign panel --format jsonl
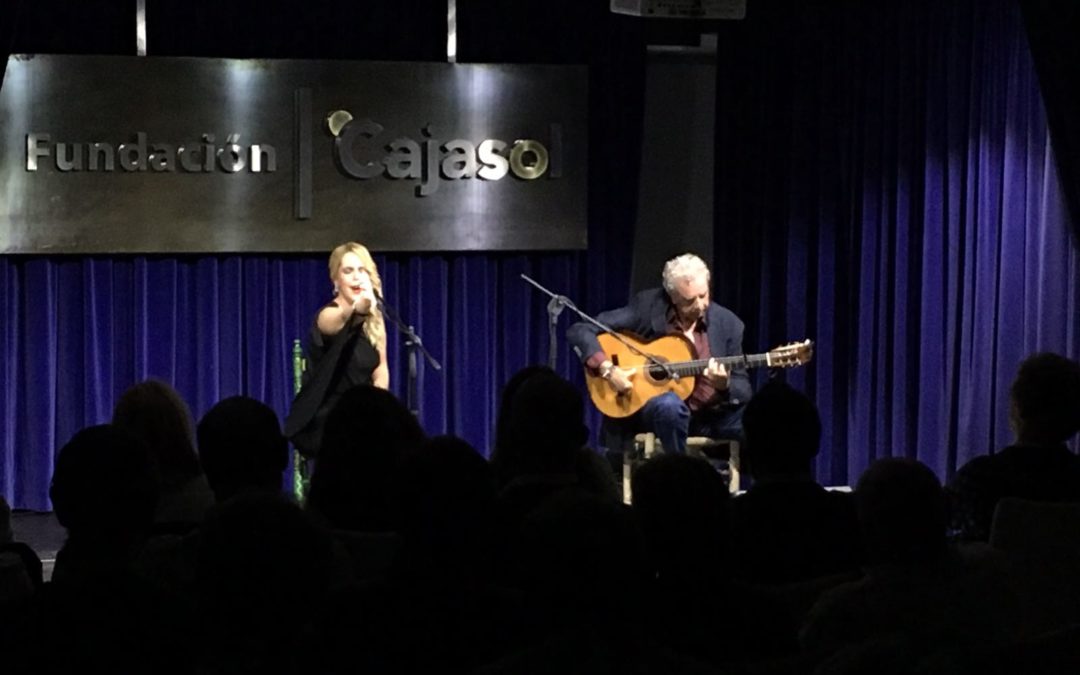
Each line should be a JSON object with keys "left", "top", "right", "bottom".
{"left": 0, "top": 55, "right": 587, "bottom": 253}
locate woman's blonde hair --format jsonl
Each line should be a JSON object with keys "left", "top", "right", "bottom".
{"left": 329, "top": 242, "right": 386, "bottom": 350}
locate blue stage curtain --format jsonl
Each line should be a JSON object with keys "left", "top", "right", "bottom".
{"left": 713, "top": 0, "right": 1080, "bottom": 487}
{"left": 1, "top": 252, "right": 636, "bottom": 510}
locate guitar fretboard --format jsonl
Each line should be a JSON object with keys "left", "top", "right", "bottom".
{"left": 647, "top": 353, "right": 774, "bottom": 379}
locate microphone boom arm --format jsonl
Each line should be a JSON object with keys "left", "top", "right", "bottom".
{"left": 519, "top": 275, "right": 679, "bottom": 381}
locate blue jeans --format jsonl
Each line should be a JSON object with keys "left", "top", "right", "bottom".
{"left": 639, "top": 392, "right": 691, "bottom": 454}
{"left": 637, "top": 392, "right": 745, "bottom": 455}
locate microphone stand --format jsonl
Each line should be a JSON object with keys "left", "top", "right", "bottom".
{"left": 375, "top": 293, "right": 442, "bottom": 418}
{"left": 547, "top": 295, "right": 567, "bottom": 369}
{"left": 519, "top": 275, "right": 679, "bottom": 382}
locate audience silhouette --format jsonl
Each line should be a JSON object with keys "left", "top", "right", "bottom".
{"left": 25, "top": 425, "right": 191, "bottom": 674}
{"left": 632, "top": 452, "right": 800, "bottom": 667}
{"left": 729, "top": 379, "right": 862, "bottom": 585}
{"left": 197, "top": 395, "right": 289, "bottom": 502}
{"left": 491, "top": 367, "right": 618, "bottom": 534}
{"left": 194, "top": 492, "right": 334, "bottom": 675}
{"left": 306, "top": 384, "right": 425, "bottom": 532}
{"left": 803, "top": 457, "right": 1020, "bottom": 674}
{"left": 3, "top": 353, "right": 1079, "bottom": 673}
{"left": 947, "top": 352, "right": 1080, "bottom": 541}
{"left": 113, "top": 380, "right": 215, "bottom": 533}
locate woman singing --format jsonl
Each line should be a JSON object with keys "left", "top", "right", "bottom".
{"left": 285, "top": 242, "right": 389, "bottom": 456}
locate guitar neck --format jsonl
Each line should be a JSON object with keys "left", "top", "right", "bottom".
{"left": 660, "top": 352, "right": 772, "bottom": 378}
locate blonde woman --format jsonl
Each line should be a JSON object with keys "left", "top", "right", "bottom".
{"left": 285, "top": 242, "right": 390, "bottom": 456}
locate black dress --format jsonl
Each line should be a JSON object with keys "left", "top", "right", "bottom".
{"left": 285, "top": 310, "right": 380, "bottom": 456}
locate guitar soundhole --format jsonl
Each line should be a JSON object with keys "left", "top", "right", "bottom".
{"left": 647, "top": 364, "right": 671, "bottom": 381}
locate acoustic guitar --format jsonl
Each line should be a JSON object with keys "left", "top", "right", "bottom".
{"left": 585, "top": 333, "right": 813, "bottom": 418}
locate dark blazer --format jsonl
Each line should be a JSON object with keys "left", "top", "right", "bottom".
{"left": 566, "top": 287, "right": 752, "bottom": 408}
{"left": 285, "top": 313, "right": 371, "bottom": 456}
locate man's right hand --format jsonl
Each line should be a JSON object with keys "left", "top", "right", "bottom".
{"left": 605, "top": 366, "right": 636, "bottom": 394}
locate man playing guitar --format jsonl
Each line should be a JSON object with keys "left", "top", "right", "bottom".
{"left": 567, "top": 253, "right": 752, "bottom": 455}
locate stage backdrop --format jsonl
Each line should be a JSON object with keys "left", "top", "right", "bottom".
{"left": 0, "top": 7, "right": 646, "bottom": 511}
{"left": 4, "top": 0, "right": 1080, "bottom": 509}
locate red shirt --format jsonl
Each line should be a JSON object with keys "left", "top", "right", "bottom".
{"left": 671, "top": 309, "right": 716, "bottom": 412}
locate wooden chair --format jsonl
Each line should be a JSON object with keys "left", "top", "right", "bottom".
{"left": 622, "top": 432, "right": 740, "bottom": 504}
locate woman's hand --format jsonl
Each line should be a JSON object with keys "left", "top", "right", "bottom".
{"left": 351, "top": 286, "right": 377, "bottom": 315}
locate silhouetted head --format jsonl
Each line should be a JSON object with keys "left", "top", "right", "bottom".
{"left": 113, "top": 379, "right": 201, "bottom": 489}
{"left": 494, "top": 366, "right": 557, "bottom": 451}
{"left": 198, "top": 396, "right": 288, "bottom": 501}
{"left": 631, "top": 453, "right": 729, "bottom": 577}
{"left": 307, "top": 385, "right": 425, "bottom": 531}
{"left": 493, "top": 365, "right": 558, "bottom": 482}
{"left": 495, "top": 369, "right": 588, "bottom": 484}
{"left": 515, "top": 489, "right": 648, "bottom": 627}
{"left": 855, "top": 457, "right": 946, "bottom": 566}
{"left": 742, "top": 379, "right": 822, "bottom": 478}
{"left": 399, "top": 435, "right": 495, "bottom": 534}
{"left": 397, "top": 435, "right": 497, "bottom": 581}
{"left": 1009, "top": 352, "right": 1080, "bottom": 445}
{"left": 195, "top": 492, "right": 333, "bottom": 667}
{"left": 50, "top": 424, "right": 158, "bottom": 543}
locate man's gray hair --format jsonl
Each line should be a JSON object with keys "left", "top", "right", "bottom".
{"left": 662, "top": 253, "right": 711, "bottom": 294}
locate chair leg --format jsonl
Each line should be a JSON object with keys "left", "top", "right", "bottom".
{"left": 728, "top": 442, "right": 741, "bottom": 494}
{"left": 643, "top": 432, "right": 656, "bottom": 458}
{"left": 625, "top": 433, "right": 659, "bottom": 504}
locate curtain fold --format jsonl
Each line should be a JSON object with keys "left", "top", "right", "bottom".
{"left": 714, "top": 0, "right": 1079, "bottom": 487}
{"left": 1019, "top": 0, "right": 1080, "bottom": 236}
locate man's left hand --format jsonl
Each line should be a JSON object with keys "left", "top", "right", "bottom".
{"left": 704, "top": 358, "right": 729, "bottom": 390}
